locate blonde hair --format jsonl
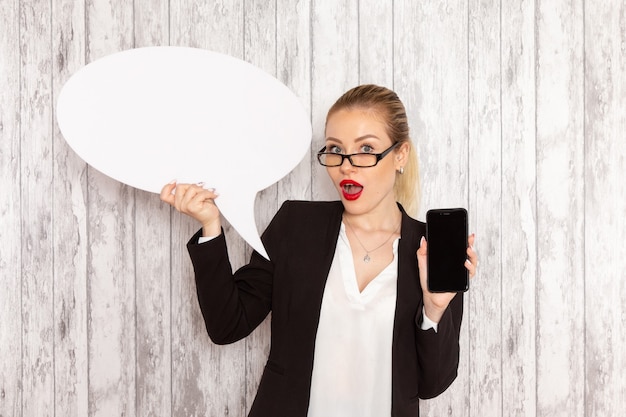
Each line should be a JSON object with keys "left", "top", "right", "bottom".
{"left": 325, "top": 84, "right": 421, "bottom": 217}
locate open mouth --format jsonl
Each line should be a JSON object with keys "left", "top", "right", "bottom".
{"left": 340, "top": 180, "right": 363, "bottom": 201}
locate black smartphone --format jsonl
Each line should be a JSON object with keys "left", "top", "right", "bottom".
{"left": 426, "top": 208, "right": 469, "bottom": 293}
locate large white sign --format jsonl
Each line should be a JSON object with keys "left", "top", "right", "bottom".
{"left": 57, "top": 46, "right": 312, "bottom": 259}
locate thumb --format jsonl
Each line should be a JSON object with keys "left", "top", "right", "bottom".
{"left": 417, "top": 236, "right": 427, "bottom": 267}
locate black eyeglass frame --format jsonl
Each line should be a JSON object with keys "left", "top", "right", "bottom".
{"left": 317, "top": 142, "right": 400, "bottom": 167}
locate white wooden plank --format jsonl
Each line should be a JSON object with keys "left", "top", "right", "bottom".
{"left": 391, "top": 2, "right": 424, "bottom": 220}
{"left": 85, "top": 1, "right": 136, "bottom": 416}
{"left": 51, "top": 0, "right": 89, "bottom": 416}
{"left": 245, "top": 0, "right": 277, "bottom": 247}
{"left": 392, "top": 2, "right": 470, "bottom": 415}
{"left": 394, "top": 0, "right": 470, "bottom": 219}
{"left": 20, "top": 1, "right": 55, "bottom": 416}
{"left": 0, "top": 0, "right": 22, "bottom": 416}
{"left": 584, "top": 1, "right": 626, "bottom": 416}
{"left": 134, "top": 189, "right": 172, "bottom": 417}
{"left": 133, "top": 2, "right": 172, "bottom": 417}
{"left": 500, "top": 1, "right": 537, "bottom": 415}
{"left": 535, "top": 1, "right": 585, "bottom": 416}
{"left": 276, "top": 0, "right": 312, "bottom": 203}
{"left": 310, "top": 0, "right": 359, "bottom": 201}
{"left": 467, "top": 0, "right": 502, "bottom": 415}
{"left": 169, "top": 2, "right": 247, "bottom": 416}
{"left": 358, "top": 0, "right": 393, "bottom": 87}
{"left": 243, "top": 0, "right": 276, "bottom": 412}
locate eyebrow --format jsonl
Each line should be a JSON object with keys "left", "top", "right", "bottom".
{"left": 324, "top": 134, "right": 382, "bottom": 144}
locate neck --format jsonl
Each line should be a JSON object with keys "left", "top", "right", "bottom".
{"left": 342, "top": 201, "right": 402, "bottom": 232}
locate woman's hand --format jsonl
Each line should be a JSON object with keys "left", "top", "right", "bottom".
{"left": 160, "top": 181, "right": 222, "bottom": 237}
{"left": 416, "top": 234, "right": 478, "bottom": 323}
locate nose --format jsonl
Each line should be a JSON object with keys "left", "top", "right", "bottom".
{"left": 339, "top": 155, "right": 355, "bottom": 173}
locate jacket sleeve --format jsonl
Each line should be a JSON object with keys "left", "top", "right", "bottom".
{"left": 415, "top": 292, "right": 464, "bottom": 399}
{"left": 186, "top": 202, "right": 290, "bottom": 345}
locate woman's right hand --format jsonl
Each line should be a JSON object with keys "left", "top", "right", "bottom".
{"left": 160, "top": 181, "right": 222, "bottom": 237}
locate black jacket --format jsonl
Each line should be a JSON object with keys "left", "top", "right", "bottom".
{"left": 187, "top": 200, "right": 463, "bottom": 417}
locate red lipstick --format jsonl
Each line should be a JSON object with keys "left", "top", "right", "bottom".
{"left": 340, "top": 179, "right": 363, "bottom": 201}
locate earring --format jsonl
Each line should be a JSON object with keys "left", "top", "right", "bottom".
{"left": 398, "top": 167, "right": 404, "bottom": 174}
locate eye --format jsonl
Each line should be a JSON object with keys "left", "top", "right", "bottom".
{"left": 360, "top": 144, "right": 374, "bottom": 153}
{"left": 328, "top": 145, "right": 343, "bottom": 154}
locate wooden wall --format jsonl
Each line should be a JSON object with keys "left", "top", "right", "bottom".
{"left": 1, "top": 1, "right": 625, "bottom": 416}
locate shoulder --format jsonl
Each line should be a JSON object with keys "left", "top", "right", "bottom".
{"left": 398, "top": 203, "right": 426, "bottom": 246}
{"left": 264, "top": 200, "right": 343, "bottom": 233}
{"left": 261, "top": 200, "right": 343, "bottom": 250}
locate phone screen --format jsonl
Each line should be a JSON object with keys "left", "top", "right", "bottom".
{"left": 426, "top": 208, "right": 469, "bottom": 293}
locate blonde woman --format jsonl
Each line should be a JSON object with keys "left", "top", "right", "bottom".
{"left": 161, "top": 84, "right": 478, "bottom": 417}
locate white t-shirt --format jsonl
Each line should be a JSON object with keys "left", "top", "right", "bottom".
{"left": 307, "top": 223, "right": 399, "bottom": 417}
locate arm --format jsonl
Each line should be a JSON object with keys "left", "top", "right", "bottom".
{"left": 187, "top": 230, "right": 274, "bottom": 344}
{"left": 415, "top": 234, "right": 477, "bottom": 398}
{"left": 161, "top": 181, "right": 285, "bottom": 345}
{"left": 415, "top": 292, "right": 463, "bottom": 399}
{"left": 186, "top": 200, "right": 291, "bottom": 345}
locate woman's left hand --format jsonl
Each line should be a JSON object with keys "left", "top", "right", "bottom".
{"left": 416, "top": 234, "right": 478, "bottom": 323}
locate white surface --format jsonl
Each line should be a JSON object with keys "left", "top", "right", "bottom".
{"left": 56, "top": 46, "right": 312, "bottom": 259}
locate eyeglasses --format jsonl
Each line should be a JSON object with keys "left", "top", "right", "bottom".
{"left": 317, "top": 142, "right": 400, "bottom": 167}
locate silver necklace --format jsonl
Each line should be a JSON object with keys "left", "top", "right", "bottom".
{"left": 344, "top": 217, "right": 401, "bottom": 263}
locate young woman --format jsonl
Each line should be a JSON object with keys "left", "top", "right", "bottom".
{"left": 160, "top": 84, "right": 478, "bottom": 417}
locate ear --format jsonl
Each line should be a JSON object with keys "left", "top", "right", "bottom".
{"left": 395, "top": 142, "right": 410, "bottom": 169}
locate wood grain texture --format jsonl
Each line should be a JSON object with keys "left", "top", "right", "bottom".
{"left": 276, "top": 0, "right": 312, "bottom": 203}
{"left": 311, "top": 0, "right": 359, "bottom": 201}
{"left": 501, "top": 1, "right": 537, "bottom": 415}
{"left": 4, "top": 2, "right": 626, "bottom": 416}
{"left": 467, "top": 0, "right": 502, "bottom": 415}
{"left": 536, "top": 1, "right": 585, "bottom": 416}
{"left": 133, "top": 2, "right": 172, "bottom": 417}
{"left": 52, "top": 0, "right": 89, "bottom": 416}
{"left": 20, "top": 1, "right": 55, "bottom": 416}
{"left": 392, "top": 0, "right": 424, "bottom": 218}
{"left": 359, "top": 0, "right": 393, "bottom": 87}
{"left": 0, "top": 1, "right": 22, "bottom": 417}
{"left": 85, "top": 1, "right": 136, "bottom": 416}
{"left": 584, "top": 1, "right": 626, "bottom": 416}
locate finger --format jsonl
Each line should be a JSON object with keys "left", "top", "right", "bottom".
{"left": 466, "top": 236, "right": 478, "bottom": 269}
{"left": 465, "top": 244, "right": 478, "bottom": 278}
{"left": 466, "top": 246, "right": 478, "bottom": 262}
{"left": 465, "top": 258, "right": 477, "bottom": 278}
{"left": 468, "top": 233, "right": 475, "bottom": 248}
{"left": 417, "top": 237, "right": 428, "bottom": 269}
{"left": 173, "top": 183, "right": 194, "bottom": 211}
{"left": 179, "top": 184, "right": 205, "bottom": 212}
{"left": 417, "top": 236, "right": 427, "bottom": 257}
{"left": 188, "top": 188, "right": 217, "bottom": 211}
{"left": 160, "top": 180, "right": 177, "bottom": 205}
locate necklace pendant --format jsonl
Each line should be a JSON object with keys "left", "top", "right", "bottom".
{"left": 363, "top": 254, "right": 371, "bottom": 263}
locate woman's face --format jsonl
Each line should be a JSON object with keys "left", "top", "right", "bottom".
{"left": 324, "top": 108, "right": 407, "bottom": 216}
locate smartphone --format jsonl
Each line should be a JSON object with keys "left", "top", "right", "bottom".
{"left": 426, "top": 208, "right": 469, "bottom": 293}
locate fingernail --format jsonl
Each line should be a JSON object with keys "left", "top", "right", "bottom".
{"left": 169, "top": 179, "right": 177, "bottom": 184}
{"left": 420, "top": 236, "right": 425, "bottom": 246}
